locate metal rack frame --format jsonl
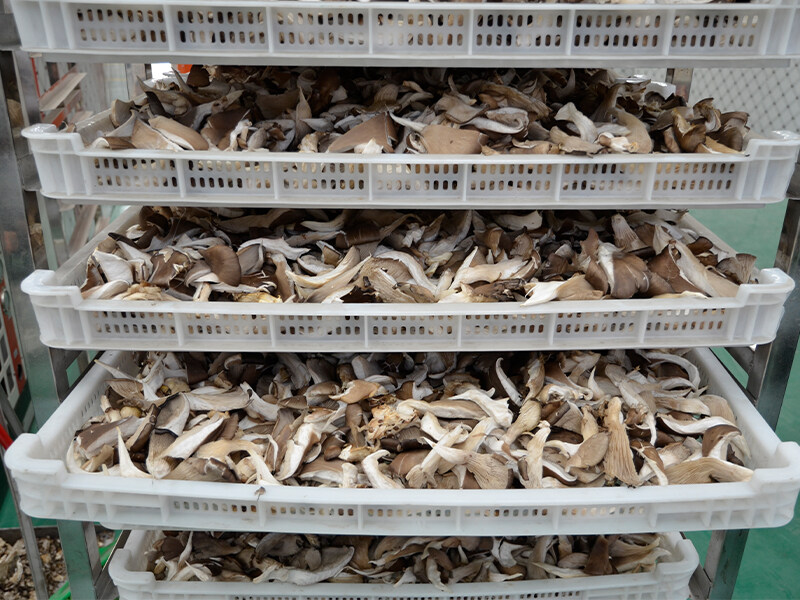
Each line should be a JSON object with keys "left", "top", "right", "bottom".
{"left": 0, "top": 15, "right": 798, "bottom": 600}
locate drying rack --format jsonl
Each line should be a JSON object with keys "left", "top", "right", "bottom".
{"left": 0, "top": 6, "right": 799, "bottom": 598}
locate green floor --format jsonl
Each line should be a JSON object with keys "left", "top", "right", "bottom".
{"left": 0, "top": 203, "right": 798, "bottom": 598}
{"left": 690, "top": 201, "right": 800, "bottom": 600}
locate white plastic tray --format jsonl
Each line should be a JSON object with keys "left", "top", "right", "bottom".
{"left": 109, "top": 530, "right": 698, "bottom": 600}
{"left": 9, "top": 0, "right": 800, "bottom": 67}
{"left": 6, "top": 347, "right": 800, "bottom": 534}
{"left": 20, "top": 208, "right": 795, "bottom": 353}
{"left": 23, "top": 120, "right": 800, "bottom": 209}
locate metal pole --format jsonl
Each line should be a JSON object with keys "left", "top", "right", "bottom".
{"left": 745, "top": 197, "right": 800, "bottom": 425}
{"left": 704, "top": 529, "right": 751, "bottom": 599}
{"left": 0, "top": 443, "right": 49, "bottom": 600}
{"left": 0, "top": 49, "right": 61, "bottom": 425}
{"left": 56, "top": 521, "right": 102, "bottom": 600}
{"left": 666, "top": 67, "right": 694, "bottom": 101}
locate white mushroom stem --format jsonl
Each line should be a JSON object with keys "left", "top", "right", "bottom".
{"left": 644, "top": 351, "right": 701, "bottom": 389}
{"left": 116, "top": 428, "right": 150, "bottom": 478}
{"left": 447, "top": 389, "right": 512, "bottom": 427}
{"left": 502, "top": 400, "right": 542, "bottom": 447}
{"left": 252, "top": 547, "right": 355, "bottom": 585}
{"left": 659, "top": 414, "right": 737, "bottom": 436}
{"left": 521, "top": 425, "right": 550, "bottom": 489}
{"left": 420, "top": 412, "right": 452, "bottom": 442}
{"left": 247, "top": 449, "right": 282, "bottom": 487}
{"left": 406, "top": 426, "right": 469, "bottom": 488}
{"left": 495, "top": 359, "right": 522, "bottom": 406}
{"left": 430, "top": 446, "right": 510, "bottom": 489}
{"left": 362, "top": 449, "right": 403, "bottom": 489}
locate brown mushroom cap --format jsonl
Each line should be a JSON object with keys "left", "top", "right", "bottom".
{"left": 420, "top": 124, "right": 486, "bottom": 155}
{"left": 201, "top": 245, "right": 242, "bottom": 287}
{"left": 327, "top": 114, "right": 397, "bottom": 154}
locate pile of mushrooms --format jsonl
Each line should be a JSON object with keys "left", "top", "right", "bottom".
{"left": 145, "top": 530, "right": 671, "bottom": 587}
{"left": 84, "top": 66, "right": 748, "bottom": 155}
{"left": 80, "top": 207, "right": 757, "bottom": 304}
{"left": 67, "top": 348, "right": 753, "bottom": 488}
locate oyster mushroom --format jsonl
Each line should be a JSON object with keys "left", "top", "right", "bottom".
{"left": 418, "top": 124, "right": 486, "bottom": 154}
{"left": 201, "top": 245, "right": 241, "bottom": 287}
{"left": 502, "top": 400, "right": 542, "bottom": 446}
{"left": 131, "top": 119, "right": 182, "bottom": 151}
{"left": 430, "top": 446, "right": 512, "bottom": 489}
{"left": 665, "top": 457, "right": 752, "bottom": 484}
{"left": 610, "top": 108, "right": 652, "bottom": 153}
{"left": 298, "top": 457, "right": 348, "bottom": 486}
{"left": 361, "top": 449, "right": 403, "bottom": 489}
{"left": 555, "top": 102, "right": 597, "bottom": 143}
{"left": 327, "top": 114, "right": 396, "bottom": 154}
{"left": 163, "top": 413, "right": 225, "bottom": 460}
{"left": 717, "top": 253, "right": 757, "bottom": 284}
{"left": 330, "top": 380, "right": 384, "bottom": 404}
{"left": 149, "top": 116, "right": 209, "bottom": 150}
{"left": 116, "top": 428, "right": 151, "bottom": 478}
{"left": 111, "top": 99, "right": 134, "bottom": 128}
{"left": 565, "top": 432, "right": 609, "bottom": 471}
{"left": 596, "top": 243, "right": 649, "bottom": 299}
{"left": 76, "top": 417, "right": 141, "bottom": 458}
{"left": 252, "top": 547, "right": 355, "bottom": 585}
{"left": 603, "top": 397, "right": 638, "bottom": 486}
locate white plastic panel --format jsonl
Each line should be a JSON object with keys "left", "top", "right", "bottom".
{"left": 8, "top": 0, "right": 800, "bottom": 66}
{"left": 23, "top": 121, "right": 800, "bottom": 209}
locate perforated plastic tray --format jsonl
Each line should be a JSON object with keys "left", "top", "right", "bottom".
{"left": 23, "top": 120, "right": 800, "bottom": 209}
{"left": 109, "top": 530, "right": 698, "bottom": 600}
{"left": 20, "top": 208, "right": 795, "bottom": 353}
{"left": 5, "top": 348, "right": 800, "bottom": 534}
{"left": 9, "top": 0, "right": 800, "bottom": 67}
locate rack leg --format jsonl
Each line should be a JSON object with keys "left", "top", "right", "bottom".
{"left": 0, "top": 50, "right": 61, "bottom": 424}
{"left": 666, "top": 68, "right": 694, "bottom": 101}
{"left": 745, "top": 197, "right": 800, "bottom": 426}
{"left": 704, "top": 530, "right": 750, "bottom": 599}
{"left": 0, "top": 439, "right": 48, "bottom": 600}
{"left": 57, "top": 521, "right": 102, "bottom": 600}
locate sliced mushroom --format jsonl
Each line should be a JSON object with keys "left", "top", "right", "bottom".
{"left": 149, "top": 116, "right": 209, "bottom": 150}
{"left": 419, "top": 124, "right": 486, "bottom": 154}
{"left": 603, "top": 397, "right": 638, "bottom": 486}
{"left": 201, "top": 245, "right": 241, "bottom": 287}
{"left": 665, "top": 457, "right": 752, "bottom": 484}
{"left": 131, "top": 119, "right": 182, "bottom": 151}
{"left": 327, "top": 114, "right": 396, "bottom": 154}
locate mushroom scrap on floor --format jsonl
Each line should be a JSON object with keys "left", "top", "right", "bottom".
{"left": 81, "top": 207, "right": 757, "bottom": 303}
{"left": 83, "top": 66, "right": 747, "bottom": 156}
{"left": 146, "top": 531, "right": 672, "bottom": 586}
{"left": 68, "top": 349, "right": 751, "bottom": 488}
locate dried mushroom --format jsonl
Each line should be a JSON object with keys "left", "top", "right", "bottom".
{"left": 67, "top": 348, "right": 752, "bottom": 489}
{"left": 80, "top": 207, "right": 757, "bottom": 304}
{"left": 146, "top": 530, "right": 673, "bottom": 587}
{"left": 84, "top": 67, "right": 747, "bottom": 156}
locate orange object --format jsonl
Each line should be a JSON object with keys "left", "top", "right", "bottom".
{"left": 176, "top": 64, "right": 192, "bottom": 74}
